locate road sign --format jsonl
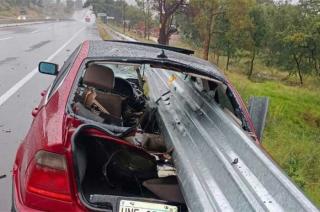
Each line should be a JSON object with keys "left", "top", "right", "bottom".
{"left": 97, "top": 13, "right": 107, "bottom": 17}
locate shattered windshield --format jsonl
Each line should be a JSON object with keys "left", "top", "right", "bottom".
{"left": 103, "top": 63, "right": 138, "bottom": 79}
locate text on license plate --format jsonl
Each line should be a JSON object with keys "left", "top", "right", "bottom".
{"left": 119, "top": 200, "right": 178, "bottom": 212}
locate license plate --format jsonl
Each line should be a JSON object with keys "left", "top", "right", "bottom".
{"left": 118, "top": 200, "right": 178, "bottom": 212}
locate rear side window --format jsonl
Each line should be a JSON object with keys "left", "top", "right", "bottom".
{"left": 47, "top": 46, "right": 81, "bottom": 99}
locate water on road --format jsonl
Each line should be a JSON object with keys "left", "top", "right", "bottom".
{"left": 0, "top": 12, "right": 100, "bottom": 211}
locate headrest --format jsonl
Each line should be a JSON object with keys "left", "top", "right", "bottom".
{"left": 83, "top": 64, "right": 115, "bottom": 90}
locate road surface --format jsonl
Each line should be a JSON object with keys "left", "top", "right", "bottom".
{"left": 0, "top": 13, "right": 100, "bottom": 211}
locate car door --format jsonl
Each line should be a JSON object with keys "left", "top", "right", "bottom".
{"left": 32, "top": 46, "right": 81, "bottom": 117}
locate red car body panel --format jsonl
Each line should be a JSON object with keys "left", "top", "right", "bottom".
{"left": 225, "top": 79, "right": 259, "bottom": 144}
{"left": 13, "top": 41, "right": 89, "bottom": 211}
{"left": 12, "top": 40, "right": 258, "bottom": 211}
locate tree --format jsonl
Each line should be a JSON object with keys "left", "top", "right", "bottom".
{"left": 66, "top": 0, "right": 75, "bottom": 12}
{"left": 85, "top": 0, "right": 123, "bottom": 22}
{"left": 136, "top": 0, "right": 148, "bottom": 37}
{"left": 221, "top": 0, "right": 254, "bottom": 70}
{"left": 299, "top": 0, "right": 320, "bottom": 15}
{"left": 308, "top": 21, "right": 320, "bottom": 76}
{"left": 175, "top": 6, "right": 202, "bottom": 45}
{"left": 136, "top": 0, "right": 152, "bottom": 39}
{"left": 153, "top": 0, "right": 185, "bottom": 44}
{"left": 264, "top": 3, "right": 317, "bottom": 84}
{"left": 75, "top": 0, "right": 83, "bottom": 9}
{"left": 189, "top": 0, "right": 223, "bottom": 60}
{"left": 126, "top": 5, "right": 145, "bottom": 31}
{"left": 247, "top": 4, "right": 267, "bottom": 78}
{"left": 121, "top": 0, "right": 126, "bottom": 33}
{"left": 283, "top": 32, "right": 310, "bottom": 84}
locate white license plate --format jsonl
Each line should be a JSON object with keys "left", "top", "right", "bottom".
{"left": 118, "top": 200, "right": 178, "bottom": 212}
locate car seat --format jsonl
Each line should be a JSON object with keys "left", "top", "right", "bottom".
{"left": 82, "top": 64, "right": 124, "bottom": 122}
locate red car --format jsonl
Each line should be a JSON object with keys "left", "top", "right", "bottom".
{"left": 12, "top": 40, "right": 316, "bottom": 212}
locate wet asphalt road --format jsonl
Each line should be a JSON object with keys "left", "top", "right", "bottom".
{"left": 0, "top": 15, "right": 100, "bottom": 211}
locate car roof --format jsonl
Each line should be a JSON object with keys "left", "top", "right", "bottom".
{"left": 87, "top": 40, "right": 226, "bottom": 81}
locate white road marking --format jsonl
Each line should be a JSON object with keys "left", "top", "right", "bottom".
{"left": 0, "top": 27, "right": 85, "bottom": 107}
{"left": 31, "top": 30, "right": 40, "bottom": 34}
{"left": 0, "top": 37, "right": 13, "bottom": 41}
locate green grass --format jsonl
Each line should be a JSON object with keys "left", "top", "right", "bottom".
{"left": 96, "top": 24, "right": 320, "bottom": 206}
{"left": 107, "top": 22, "right": 157, "bottom": 43}
{"left": 0, "top": 5, "right": 17, "bottom": 17}
{"left": 97, "top": 20, "right": 113, "bottom": 40}
{"left": 227, "top": 72, "right": 320, "bottom": 206}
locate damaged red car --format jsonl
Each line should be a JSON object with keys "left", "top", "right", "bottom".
{"left": 13, "top": 40, "right": 316, "bottom": 212}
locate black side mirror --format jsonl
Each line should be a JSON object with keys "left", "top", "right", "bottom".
{"left": 39, "top": 62, "right": 58, "bottom": 76}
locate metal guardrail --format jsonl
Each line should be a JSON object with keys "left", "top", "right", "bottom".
{"left": 248, "top": 96, "right": 269, "bottom": 141}
{"left": 107, "top": 28, "right": 319, "bottom": 212}
{"left": 145, "top": 69, "right": 318, "bottom": 211}
{"left": 0, "top": 18, "right": 49, "bottom": 24}
{"left": 0, "top": 18, "right": 72, "bottom": 28}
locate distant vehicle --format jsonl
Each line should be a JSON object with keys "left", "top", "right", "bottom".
{"left": 85, "top": 16, "right": 91, "bottom": 22}
{"left": 18, "top": 8, "right": 27, "bottom": 20}
{"left": 11, "top": 41, "right": 318, "bottom": 212}
{"left": 45, "top": 16, "right": 51, "bottom": 20}
{"left": 17, "top": 15, "right": 27, "bottom": 21}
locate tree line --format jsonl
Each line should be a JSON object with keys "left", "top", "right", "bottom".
{"left": 88, "top": 0, "right": 320, "bottom": 84}
{"left": 177, "top": 0, "right": 320, "bottom": 84}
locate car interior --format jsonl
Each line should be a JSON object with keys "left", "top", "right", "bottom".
{"left": 72, "top": 63, "right": 146, "bottom": 127}
{"left": 70, "top": 61, "right": 242, "bottom": 210}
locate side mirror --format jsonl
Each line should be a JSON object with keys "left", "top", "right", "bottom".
{"left": 39, "top": 62, "right": 58, "bottom": 76}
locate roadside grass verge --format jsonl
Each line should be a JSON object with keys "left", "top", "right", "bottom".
{"left": 227, "top": 72, "right": 320, "bottom": 206}
{"left": 107, "top": 22, "right": 157, "bottom": 43}
{"left": 0, "top": 5, "right": 43, "bottom": 19}
{"left": 0, "top": 3, "right": 17, "bottom": 17}
{"left": 97, "top": 20, "right": 113, "bottom": 40}
{"left": 96, "top": 23, "right": 320, "bottom": 206}
{"left": 0, "top": 10, "right": 15, "bottom": 17}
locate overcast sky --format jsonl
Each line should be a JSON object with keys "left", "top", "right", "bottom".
{"left": 126, "top": 0, "right": 136, "bottom": 5}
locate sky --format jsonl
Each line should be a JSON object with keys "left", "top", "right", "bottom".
{"left": 126, "top": 0, "right": 136, "bottom": 5}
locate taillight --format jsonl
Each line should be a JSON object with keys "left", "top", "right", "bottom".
{"left": 26, "top": 150, "right": 72, "bottom": 202}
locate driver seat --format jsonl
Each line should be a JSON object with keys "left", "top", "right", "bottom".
{"left": 82, "top": 64, "right": 124, "bottom": 121}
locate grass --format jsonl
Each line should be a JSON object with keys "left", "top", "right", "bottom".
{"left": 227, "top": 72, "right": 320, "bottom": 206}
{"left": 97, "top": 20, "right": 113, "bottom": 40}
{"left": 107, "top": 22, "right": 157, "bottom": 43}
{"left": 97, "top": 22, "right": 320, "bottom": 206}
{"left": 0, "top": 5, "right": 43, "bottom": 19}
{"left": 0, "top": 7, "right": 19, "bottom": 17}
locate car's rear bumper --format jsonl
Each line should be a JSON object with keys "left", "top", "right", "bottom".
{"left": 12, "top": 170, "right": 40, "bottom": 212}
